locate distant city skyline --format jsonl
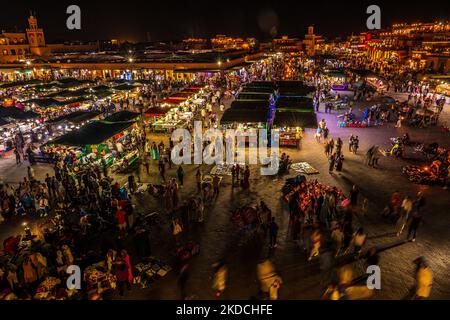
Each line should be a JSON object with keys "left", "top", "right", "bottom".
{"left": 1, "top": 0, "right": 449, "bottom": 42}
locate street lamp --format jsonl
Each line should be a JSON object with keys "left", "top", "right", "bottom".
{"left": 26, "top": 60, "right": 31, "bottom": 66}
{"left": 217, "top": 60, "right": 222, "bottom": 66}
{"left": 128, "top": 58, "right": 134, "bottom": 63}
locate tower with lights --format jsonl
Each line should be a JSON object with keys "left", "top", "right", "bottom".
{"left": 26, "top": 13, "right": 46, "bottom": 55}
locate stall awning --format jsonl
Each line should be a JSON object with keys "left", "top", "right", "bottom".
{"left": 169, "top": 92, "right": 193, "bottom": 99}
{"left": 0, "top": 79, "right": 43, "bottom": 89}
{"left": 0, "top": 107, "right": 39, "bottom": 120}
{"left": 22, "top": 96, "right": 91, "bottom": 108}
{"left": 230, "top": 100, "right": 269, "bottom": 110}
{"left": 244, "top": 81, "right": 275, "bottom": 88}
{"left": 144, "top": 107, "right": 169, "bottom": 117}
{"left": 45, "top": 89, "right": 89, "bottom": 98}
{"left": 237, "top": 92, "right": 271, "bottom": 100}
{"left": 113, "top": 84, "right": 138, "bottom": 91}
{"left": 160, "top": 98, "right": 186, "bottom": 105}
{"left": 33, "top": 83, "right": 60, "bottom": 91}
{"left": 103, "top": 111, "right": 140, "bottom": 122}
{"left": 241, "top": 86, "right": 275, "bottom": 93}
{"left": 22, "top": 98, "right": 60, "bottom": 108}
{"left": 179, "top": 88, "right": 201, "bottom": 94}
{"left": 49, "top": 121, "right": 135, "bottom": 146}
{"left": 56, "top": 96, "right": 92, "bottom": 107}
{"left": 92, "top": 85, "right": 110, "bottom": 92}
{"left": 220, "top": 108, "right": 269, "bottom": 124}
{"left": 54, "top": 78, "right": 94, "bottom": 88}
{"left": 275, "top": 99, "right": 314, "bottom": 111}
{"left": 278, "top": 87, "right": 315, "bottom": 96}
{"left": 273, "top": 110, "right": 317, "bottom": 128}
{"left": 93, "top": 90, "right": 113, "bottom": 99}
{"left": 49, "top": 110, "right": 101, "bottom": 124}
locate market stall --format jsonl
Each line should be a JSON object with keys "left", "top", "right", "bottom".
{"left": 46, "top": 120, "right": 141, "bottom": 173}
{"left": 321, "top": 69, "right": 349, "bottom": 91}
{"left": 103, "top": 110, "right": 140, "bottom": 123}
{"left": 84, "top": 262, "right": 117, "bottom": 297}
{"left": 48, "top": 110, "right": 102, "bottom": 137}
{"left": 272, "top": 111, "right": 315, "bottom": 148}
{"left": 220, "top": 100, "right": 270, "bottom": 130}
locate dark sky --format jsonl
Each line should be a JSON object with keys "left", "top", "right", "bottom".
{"left": 1, "top": 0, "right": 449, "bottom": 42}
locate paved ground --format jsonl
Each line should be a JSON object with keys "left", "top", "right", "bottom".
{"left": 1, "top": 91, "right": 449, "bottom": 300}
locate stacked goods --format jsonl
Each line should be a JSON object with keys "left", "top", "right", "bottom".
{"left": 291, "top": 162, "right": 319, "bottom": 175}
{"left": 34, "top": 277, "right": 62, "bottom": 300}
{"left": 403, "top": 148, "right": 449, "bottom": 184}
{"left": 281, "top": 175, "right": 307, "bottom": 197}
{"left": 338, "top": 121, "right": 369, "bottom": 128}
{"left": 282, "top": 177, "right": 345, "bottom": 212}
{"left": 84, "top": 263, "right": 117, "bottom": 295}
{"left": 133, "top": 257, "right": 172, "bottom": 289}
{"left": 402, "top": 165, "right": 443, "bottom": 184}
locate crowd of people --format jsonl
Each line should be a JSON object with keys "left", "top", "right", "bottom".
{"left": 0, "top": 150, "right": 155, "bottom": 299}
{"left": 0, "top": 53, "right": 445, "bottom": 301}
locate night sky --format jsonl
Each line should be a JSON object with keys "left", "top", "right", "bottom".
{"left": 1, "top": 0, "right": 449, "bottom": 42}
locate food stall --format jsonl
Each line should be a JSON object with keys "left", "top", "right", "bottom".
{"left": 149, "top": 106, "right": 193, "bottom": 133}
{"left": 322, "top": 69, "right": 349, "bottom": 91}
{"left": 220, "top": 102, "right": 269, "bottom": 130}
{"left": 46, "top": 119, "right": 140, "bottom": 172}
{"left": 273, "top": 96, "right": 315, "bottom": 148}
{"left": 84, "top": 262, "right": 117, "bottom": 297}
{"left": 144, "top": 107, "right": 170, "bottom": 125}
{"left": 48, "top": 110, "right": 102, "bottom": 137}
{"left": 272, "top": 110, "right": 316, "bottom": 148}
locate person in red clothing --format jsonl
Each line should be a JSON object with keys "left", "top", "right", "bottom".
{"left": 118, "top": 198, "right": 133, "bottom": 229}
{"left": 115, "top": 259, "right": 131, "bottom": 296}
{"left": 116, "top": 206, "right": 127, "bottom": 239}
{"left": 121, "top": 250, "right": 133, "bottom": 284}
{"left": 383, "top": 191, "right": 402, "bottom": 217}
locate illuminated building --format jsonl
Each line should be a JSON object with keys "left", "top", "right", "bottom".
{"left": 182, "top": 38, "right": 209, "bottom": 50}
{"left": 303, "top": 26, "right": 324, "bottom": 56}
{"left": 272, "top": 36, "right": 301, "bottom": 52}
{"left": 0, "top": 14, "right": 99, "bottom": 64}
{"left": 211, "top": 35, "right": 245, "bottom": 50}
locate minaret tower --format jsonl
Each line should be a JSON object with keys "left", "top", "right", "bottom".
{"left": 26, "top": 12, "right": 46, "bottom": 55}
